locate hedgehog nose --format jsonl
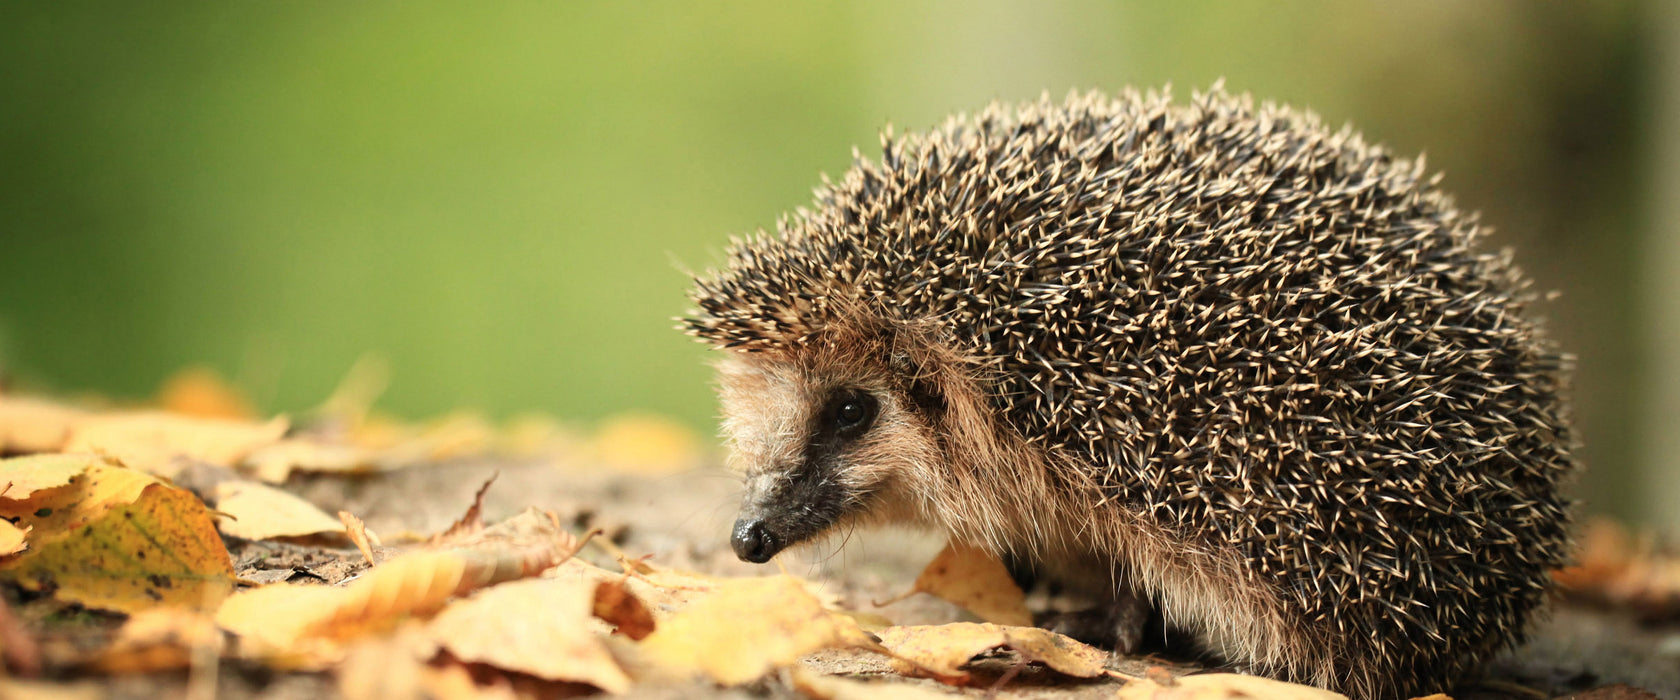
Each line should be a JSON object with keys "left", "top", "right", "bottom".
{"left": 731, "top": 518, "right": 777, "bottom": 563}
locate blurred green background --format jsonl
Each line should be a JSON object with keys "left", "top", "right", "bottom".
{"left": 3, "top": 3, "right": 1677, "bottom": 531}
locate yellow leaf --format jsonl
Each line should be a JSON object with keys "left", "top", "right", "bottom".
{"left": 217, "top": 509, "right": 588, "bottom": 659}
{"left": 214, "top": 480, "right": 344, "bottom": 540}
{"left": 590, "top": 413, "right": 703, "bottom": 474}
{"left": 336, "top": 624, "right": 436, "bottom": 700}
{"left": 544, "top": 557, "right": 719, "bottom": 622}
{"left": 66, "top": 411, "right": 288, "bottom": 477}
{"left": 0, "top": 453, "right": 95, "bottom": 498}
{"left": 0, "top": 459, "right": 158, "bottom": 535}
{"left": 244, "top": 438, "right": 380, "bottom": 483}
{"left": 0, "top": 679, "right": 104, "bottom": 700}
{"left": 0, "top": 519, "right": 28, "bottom": 556}
{"left": 874, "top": 623, "right": 1107, "bottom": 682}
{"left": 90, "top": 608, "right": 222, "bottom": 673}
{"left": 884, "top": 540, "right": 1030, "bottom": 626}
{"left": 214, "top": 583, "right": 345, "bottom": 665}
{"left": 637, "top": 575, "right": 878, "bottom": 684}
{"left": 1114, "top": 672, "right": 1347, "bottom": 700}
{"left": 428, "top": 577, "right": 632, "bottom": 693}
{"left": 790, "top": 667, "right": 957, "bottom": 700}
{"left": 0, "top": 396, "right": 88, "bottom": 454}
{"left": 156, "top": 366, "right": 255, "bottom": 420}
{"left": 0, "top": 481, "right": 235, "bottom": 614}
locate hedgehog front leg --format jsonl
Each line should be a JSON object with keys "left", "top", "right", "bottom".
{"left": 1035, "top": 588, "right": 1152, "bottom": 655}
{"left": 1004, "top": 553, "right": 1152, "bottom": 654}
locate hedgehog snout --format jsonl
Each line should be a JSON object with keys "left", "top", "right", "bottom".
{"left": 731, "top": 517, "right": 778, "bottom": 563}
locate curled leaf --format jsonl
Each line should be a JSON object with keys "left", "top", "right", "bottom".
{"left": 875, "top": 623, "right": 1106, "bottom": 683}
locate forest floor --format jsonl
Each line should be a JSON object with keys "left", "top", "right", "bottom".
{"left": 0, "top": 376, "right": 1675, "bottom": 700}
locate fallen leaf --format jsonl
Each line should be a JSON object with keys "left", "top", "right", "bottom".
{"left": 0, "top": 679, "right": 104, "bottom": 700}
{"left": 217, "top": 509, "right": 588, "bottom": 658}
{"left": 66, "top": 411, "right": 288, "bottom": 477}
{"left": 637, "top": 575, "right": 879, "bottom": 684}
{"left": 0, "top": 453, "right": 97, "bottom": 498}
{"left": 341, "top": 511, "right": 379, "bottom": 566}
{"left": 0, "top": 396, "right": 88, "bottom": 454}
{"left": 1556, "top": 517, "right": 1680, "bottom": 617}
{"left": 1114, "top": 672, "right": 1346, "bottom": 699}
{"left": 545, "top": 557, "right": 718, "bottom": 622}
{"left": 590, "top": 413, "right": 703, "bottom": 474}
{"left": 0, "top": 480, "right": 235, "bottom": 614}
{"left": 874, "top": 623, "right": 1106, "bottom": 682}
{"left": 593, "top": 577, "right": 656, "bottom": 640}
{"left": 429, "top": 474, "right": 496, "bottom": 545}
{"left": 90, "top": 607, "right": 222, "bottom": 673}
{"left": 244, "top": 438, "right": 380, "bottom": 483}
{"left": 880, "top": 540, "right": 1030, "bottom": 626}
{"left": 214, "top": 480, "right": 344, "bottom": 540}
{"left": 790, "top": 666, "right": 957, "bottom": 700}
{"left": 428, "top": 577, "right": 631, "bottom": 693}
{"left": 214, "top": 582, "right": 345, "bottom": 665}
{"left": 0, "top": 519, "right": 30, "bottom": 556}
{"left": 156, "top": 366, "right": 256, "bottom": 420}
{"left": 0, "top": 458, "right": 156, "bottom": 536}
{"left": 336, "top": 623, "right": 436, "bottom": 700}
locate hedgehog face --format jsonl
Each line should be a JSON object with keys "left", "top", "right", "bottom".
{"left": 717, "top": 353, "right": 942, "bottom": 563}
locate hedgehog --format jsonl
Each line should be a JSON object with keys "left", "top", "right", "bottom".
{"left": 682, "top": 87, "right": 1575, "bottom": 700}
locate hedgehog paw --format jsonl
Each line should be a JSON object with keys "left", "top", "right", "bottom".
{"left": 1035, "top": 590, "right": 1151, "bottom": 655}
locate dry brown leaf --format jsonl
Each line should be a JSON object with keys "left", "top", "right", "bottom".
{"left": 0, "top": 518, "right": 30, "bottom": 556}
{"left": 1114, "top": 672, "right": 1347, "bottom": 699}
{"left": 66, "top": 411, "right": 288, "bottom": 477}
{"left": 593, "top": 577, "right": 656, "bottom": 640}
{"left": 429, "top": 474, "right": 496, "bottom": 545}
{"left": 242, "top": 412, "right": 493, "bottom": 483}
{"left": 0, "top": 468, "right": 235, "bottom": 614}
{"left": 341, "top": 511, "right": 379, "bottom": 566}
{"left": 1555, "top": 517, "right": 1680, "bottom": 617}
{"left": 156, "top": 366, "right": 256, "bottom": 420}
{"left": 421, "top": 661, "right": 521, "bottom": 700}
{"left": 428, "top": 577, "right": 632, "bottom": 693}
{"left": 881, "top": 540, "right": 1029, "bottom": 626}
{"left": 336, "top": 624, "right": 436, "bottom": 700}
{"left": 545, "top": 557, "right": 719, "bottom": 622}
{"left": 90, "top": 608, "right": 222, "bottom": 673}
{"left": 0, "top": 679, "right": 105, "bottom": 700}
{"left": 0, "top": 396, "right": 88, "bottom": 454}
{"left": 590, "top": 413, "right": 703, "bottom": 474}
{"left": 244, "top": 438, "right": 382, "bottom": 483}
{"left": 636, "top": 575, "right": 879, "bottom": 684}
{"left": 874, "top": 623, "right": 1106, "bottom": 682}
{"left": 790, "top": 666, "right": 957, "bottom": 700}
{"left": 218, "top": 509, "right": 587, "bottom": 658}
{"left": 214, "top": 480, "right": 344, "bottom": 540}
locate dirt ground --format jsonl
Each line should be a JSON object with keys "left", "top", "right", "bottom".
{"left": 18, "top": 454, "right": 1680, "bottom": 700}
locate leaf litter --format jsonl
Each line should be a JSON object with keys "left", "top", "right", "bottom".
{"left": 0, "top": 365, "right": 1663, "bottom": 700}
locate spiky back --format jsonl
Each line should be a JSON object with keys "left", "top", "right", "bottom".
{"left": 687, "top": 88, "right": 1575, "bottom": 698}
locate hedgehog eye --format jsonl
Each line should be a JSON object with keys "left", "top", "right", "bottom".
{"left": 827, "top": 389, "right": 878, "bottom": 438}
